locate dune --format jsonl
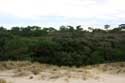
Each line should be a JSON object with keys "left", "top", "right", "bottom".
{"left": 0, "top": 61, "right": 125, "bottom": 83}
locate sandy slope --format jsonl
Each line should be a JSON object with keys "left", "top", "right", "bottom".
{"left": 0, "top": 61, "right": 125, "bottom": 83}
{"left": 1, "top": 74, "right": 125, "bottom": 83}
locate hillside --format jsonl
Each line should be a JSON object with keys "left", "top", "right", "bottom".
{"left": 0, "top": 26, "right": 125, "bottom": 66}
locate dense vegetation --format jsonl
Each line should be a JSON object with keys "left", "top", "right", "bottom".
{"left": 0, "top": 25, "right": 125, "bottom": 66}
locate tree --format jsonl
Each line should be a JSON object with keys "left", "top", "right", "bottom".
{"left": 119, "top": 24, "right": 125, "bottom": 29}
{"left": 11, "top": 27, "right": 21, "bottom": 35}
{"left": 88, "top": 27, "right": 93, "bottom": 32}
{"left": 48, "top": 27, "right": 57, "bottom": 32}
{"left": 11, "top": 27, "right": 20, "bottom": 31}
{"left": 67, "top": 25, "right": 74, "bottom": 32}
{"left": 0, "top": 32, "right": 13, "bottom": 60}
{"left": 59, "top": 25, "right": 68, "bottom": 32}
{"left": 76, "top": 25, "right": 83, "bottom": 31}
{"left": 30, "top": 26, "right": 41, "bottom": 31}
{"left": 0, "top": 26, "right": 6, "bottom": 32}
{"left": 109, "top": 27, "right": 121, "bottom": 32}
{"left": 20, "top": 26, "right": 32, "bottom": 36}
{"left": 104, "top": 24, "right": 110, "bottom": 31}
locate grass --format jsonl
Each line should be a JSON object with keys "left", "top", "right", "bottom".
{"left": 13, "top": 71, "right": 31, "bottom": 77}
{"left": 0, "top": 79, "right": 12, "bottom": 83}
{"left": 0, "top": 79, "right": 7, "bottom": 83}
{"left": 0, "top": 61, "right": 125, "bottom": 80}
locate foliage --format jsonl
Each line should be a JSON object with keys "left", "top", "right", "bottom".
{"left": 0, "top": 26, "right": 125, "bottom": 66}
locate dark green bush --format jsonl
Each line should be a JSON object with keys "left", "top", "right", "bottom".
{"left": 0, "top": 26, "right": 125, "bottom": 66}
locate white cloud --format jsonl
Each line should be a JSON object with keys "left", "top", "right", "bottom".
{"left": 0, "top": 0, "right": 125, "bottom": 18}
{"left": 0, "top": 0, "right": 125, "bottom": 28}
{"left": 0, "top": 0, "right": 102, "bottom": 17}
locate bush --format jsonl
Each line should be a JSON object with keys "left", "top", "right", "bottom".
{"left": 0, "top": 26, "right": 125, "bottom": 66}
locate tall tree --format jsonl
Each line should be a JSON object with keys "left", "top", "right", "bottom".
{"left": 104, "top": 24, "right": 110, "bottom": 31}
{"left": 59, "top": 25, "right": 68, "bottom": 32}
{"left": 76, "top": 25, "right": 83, "bottom": 31}
{"left": 0, "top": 26, "right": 6, "bottom": 32}
{"left": 67, "top": 25, "right": 74, "bottom": 32}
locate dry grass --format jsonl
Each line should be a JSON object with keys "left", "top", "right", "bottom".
{"left": 0, "top": 79, "right": 12, "bottom": 83}
{"left": 93, "top": 62, "right": 125, "bottom": 74}
{"left": 0, "top": 61, "right": 125, "bottom": 81}
{"left": 0, "top": 61, "right": 31, "bottom": 71}
{"left": 13, "top": 71, "right": 31, "bottom": 77}
{"left": 0, "top": 79, "right": 7, "bottom": 83}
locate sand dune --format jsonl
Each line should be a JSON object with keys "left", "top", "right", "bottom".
{"left": 0, "top": 61, "right": 125, "bottom": 83}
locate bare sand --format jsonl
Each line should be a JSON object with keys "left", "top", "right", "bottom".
{"left": 0, "top": 61, "right": 125, "bottom": 83}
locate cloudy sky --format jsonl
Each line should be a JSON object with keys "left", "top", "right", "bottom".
{"left": 0, "top": 0, "right": 125, "bottom": 28}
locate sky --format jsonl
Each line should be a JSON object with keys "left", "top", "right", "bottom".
{"left": 0, "top": 0, "right": 125, "bottom": 29}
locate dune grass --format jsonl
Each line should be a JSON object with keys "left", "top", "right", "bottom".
{"left": 0, "top": 61, "right": 124, "bottom": 81}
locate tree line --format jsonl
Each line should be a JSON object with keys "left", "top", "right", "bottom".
{"left": 0, "top": 25, "right": 125, "bottom": 66}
